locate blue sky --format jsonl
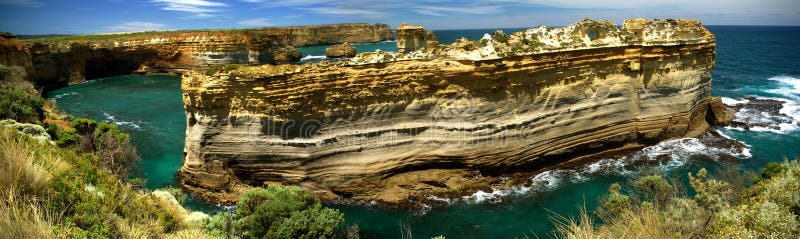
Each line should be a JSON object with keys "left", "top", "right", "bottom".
{"left": 1, "top": 0, "right": 799, "bottom": 35}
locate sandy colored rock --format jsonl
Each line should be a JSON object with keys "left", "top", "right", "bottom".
{"left": 325, "top": 42, "right": 357, "bottom": 58}
{"left": 2, "top": 24, "right": 392, "bottom": 90}
{"left": 179, "top": 18, "right": 730, "bottom": 206}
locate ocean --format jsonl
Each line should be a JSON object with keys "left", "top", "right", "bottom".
{"left": 47, "top": 26, "right": 800, "bottom": 238}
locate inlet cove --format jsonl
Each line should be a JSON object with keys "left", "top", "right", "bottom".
{"left": 0, "top": 5, "right": 798, "bottom": 237}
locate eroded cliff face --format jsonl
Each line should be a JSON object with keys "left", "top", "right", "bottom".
{"left": 4, "top": 23, "right": 392, "bottom": 90}
{"left": 179, "top": 19, "right": 732, "bottom": 205}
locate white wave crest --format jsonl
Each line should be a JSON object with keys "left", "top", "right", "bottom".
{"left": 441, "top": 133, "right": 752, "bottom": 205}
{"left": 52, "top": 92, "right": 78, "bottom": 99}
{"left": 767, "top": 76, "right": 800, "bottom": 98}
{"left": 721, "top": 97, "right": 749, "bottom": 105}
{"left": 300, "top": 55, "right": 327, "bottom": 61}
{"left": 103, "top": 112, "right": 143, "bottom": 131}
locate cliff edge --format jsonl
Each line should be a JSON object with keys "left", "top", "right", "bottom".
{"left": 179, "top": 18, "right": 732, "bottom": 205}
{"left": 0, "top": 23, "right": 393, "bottom": 90}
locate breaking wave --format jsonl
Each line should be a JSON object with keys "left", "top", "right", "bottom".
{"left": 52, "top": 92, "right": 78, "bottom": 99}
{"left": 457, "top": 133, "right": 751, "bottom": 205}
{"left": 721, "top": 76, "right": 800, "bottom": 134}
{"left": 103, "top": 112, "right": 143, "bottom": 131}
{"left": 299, "top": 55, "right": 327, "bottom": 61}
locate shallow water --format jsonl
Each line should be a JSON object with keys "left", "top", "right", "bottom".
{"left": 47, "top": 26, "right": 800, "bottom": 238}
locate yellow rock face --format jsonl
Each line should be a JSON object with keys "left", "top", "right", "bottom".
{"left": 179, "top": 18, "right": 731, "bottom": 205}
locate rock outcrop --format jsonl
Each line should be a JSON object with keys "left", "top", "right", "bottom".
{"left": 0, "top": 23, "right": 393, "bottom": 91}
{"left": 179, "top": 18, "right": 732, "bottom": 205}
{"left": 325, "top": 42, "right": 357, "bottom": 58}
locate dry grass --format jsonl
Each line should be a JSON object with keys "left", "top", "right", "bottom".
{"left": 166, "top": 228, "right": 215, "bottom": 239}
{"left": 0, "top": 127, "right": 68, "bottom": 195}
{"left": 0, "top": 188, "right": 54, "bottom": 239}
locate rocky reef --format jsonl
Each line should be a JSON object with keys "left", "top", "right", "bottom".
{"left": 0, "top": 23, "right": 393, "bottom": 90}
{"left": 179, "top": 18, "right": 732, "bottom": 205}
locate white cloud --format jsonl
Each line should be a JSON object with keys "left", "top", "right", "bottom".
{"left": 241, "top": 0, "right": 335, "bottom": 7}
{"left": 0, "top": 0, "right": 42, "bottom": 7}
{"left": 302, "top": 7, "right": 386, "bottom": 18}
{"left": 413, "top": 5, "right": 501, "bottom": 16}
{"left": 152, "top": 0, "right": 227, "bottom": 17}
{"left": 106, "top": 21, "right": 167, "bottom": 32}
{"left": 238, "top": 18, "right": 274, "bottom": 27}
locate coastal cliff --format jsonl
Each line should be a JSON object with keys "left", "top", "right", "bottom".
{"left": 179, "top": 18, "right": 732, "bottom": 205}
{"left": 0, "top": 23, "right": 393, "bottom": 90}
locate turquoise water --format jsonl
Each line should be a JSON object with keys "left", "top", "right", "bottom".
{"left": 47, "top": 26, "right": 800, "bottom": 238}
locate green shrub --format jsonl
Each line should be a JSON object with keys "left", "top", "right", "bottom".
{"left": 632, "top": 174, "right": 673, "bottom": 207}
{"left": 0, "top": 66, "right": 12, "bottom": 80}
{"left": 206, "top": 186, "right": 344, "bottom": 239}
{"left": 70, "top": 118, "right": 97, "bottom": 135}
{"left": 55, "top": 129, "right": 79, "bottom": 147}
{"left": 0, "top": 87, "right": 45, "bottom": 123}
{"left": 0, "top": 32, "right": 15, "bottom": 38}
{"left": 492, "top": 30, "right": 509, "bottom": 43}
{"left": 760, "top": 162, "right": 785, "bottom": 180}
{"left": 556, "top": 160, "right": 800, "bottom": 238}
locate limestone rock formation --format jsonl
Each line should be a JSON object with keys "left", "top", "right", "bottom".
{"left": 396, "top": 23, "right": 428, "bottom": 53}
{"left": 179, "top": 18, "right": 731, "bottom": 205}
{"left": 1, "top": 23, "right": 393, "bottom": 90}
{"left": 325, "top": 42, "right": 357, "bottom": 58}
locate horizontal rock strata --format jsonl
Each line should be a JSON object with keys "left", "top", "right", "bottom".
{"left": 179, "top": 19, "right": 732, "bottom": 205}
{"left": 0, "top": 24, "right": 392, "bottom": 90}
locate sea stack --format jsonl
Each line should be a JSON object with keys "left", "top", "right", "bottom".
{"left": 179, "top": 18, "right": 732, "bottom": 205}
{"left": 325, "top": 42, "right": 357, "bottom": 58}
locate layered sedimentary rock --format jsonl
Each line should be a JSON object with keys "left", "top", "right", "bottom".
{"left": 274, "top": 23, "right": 393, "bottom": 47}
{"left": 179, "top": 19, "right": 732, "bottom": 205}
{"left": 0, "top": 24, "right": 393, "bottom": 90}
{"left": 325, "top": 42, "right": 357, "bottom": 58}
{"left": 396, "top": 23, "right": 429, "bottom": 53}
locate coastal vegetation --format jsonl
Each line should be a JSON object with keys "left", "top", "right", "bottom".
{"left": 0, "top": 65, "right": 347, "bottom": 238}
{"left": 554, "top": 160, "right": 800, "bottom": 238}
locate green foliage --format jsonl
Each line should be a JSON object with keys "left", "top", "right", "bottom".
{"left": 689, "top": 168, "right": 732, "bottom": 213}
{"left": 0, "top": 32, "right": 16, "bottom": 38}
{"left": 206, "top": 186, "right": 345, "bottom": 239}
{"left": 56, "top": 129, "right": 79, "bottom": 147}
{"left": 599, "top": 183, "right": 629, "bottom": 217}
{"left": 0, "top": 128, "right": 200, "bottom": 238}
{"left": 478, "top": 39, "right": 488, "bottom": 47}
{"left": 760, "top": 162, "right": 785, "bottom": 180}
{"left": 0, "top": 66, "right": 12, "bottom": 80}
{"left": 492, "top": 30, "right": 509, "bottom": 43}
{"left": 0, "top": 87, "right": 45, "bottom": 123}
{"left": 632, "top": 174, "right": 673, "bottom": 207}
{"left": 44, "top": 122, "right": 60, "bottom": 140}
{"left": 557, "top": 160, "right": 800, "bottom": 238}
{"left": 70, "top": 118, "right": 97, "bottom": 135}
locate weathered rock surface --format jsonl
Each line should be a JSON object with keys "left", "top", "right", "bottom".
{"left": 325, "top": 42, "right": 357, "bottom": 58}
{"left": 0, "top": 24, "right": 393, "bottom": 91}
{"left": 179, "top": 18, "right": 731, "bottom": 205}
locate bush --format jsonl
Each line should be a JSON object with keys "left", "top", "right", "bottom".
{"left": 760, "top": 162, "right": 785, "bottom": 180}
{"left": 70, "top": 118, "right": 97, "bottom": 135}
{"left": 206, "top": 186, "right": 345, "bottom": 239}
{"left": 556, "top": 160, "right": 800, "bottom": 238}
{"left": 0, "top": 66, "right": 12, "bottom": 80}
{"left": 0, "top": 32, "right": 15, "bottom": 38}
{"left": 55, "top": 130, "right": 79, "bottom": 147}
{"left": 491, "top": 30, "right": 509, "bottom": 44}
{"left": 0, "top": 87, "right": 45, "bottom": 123}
